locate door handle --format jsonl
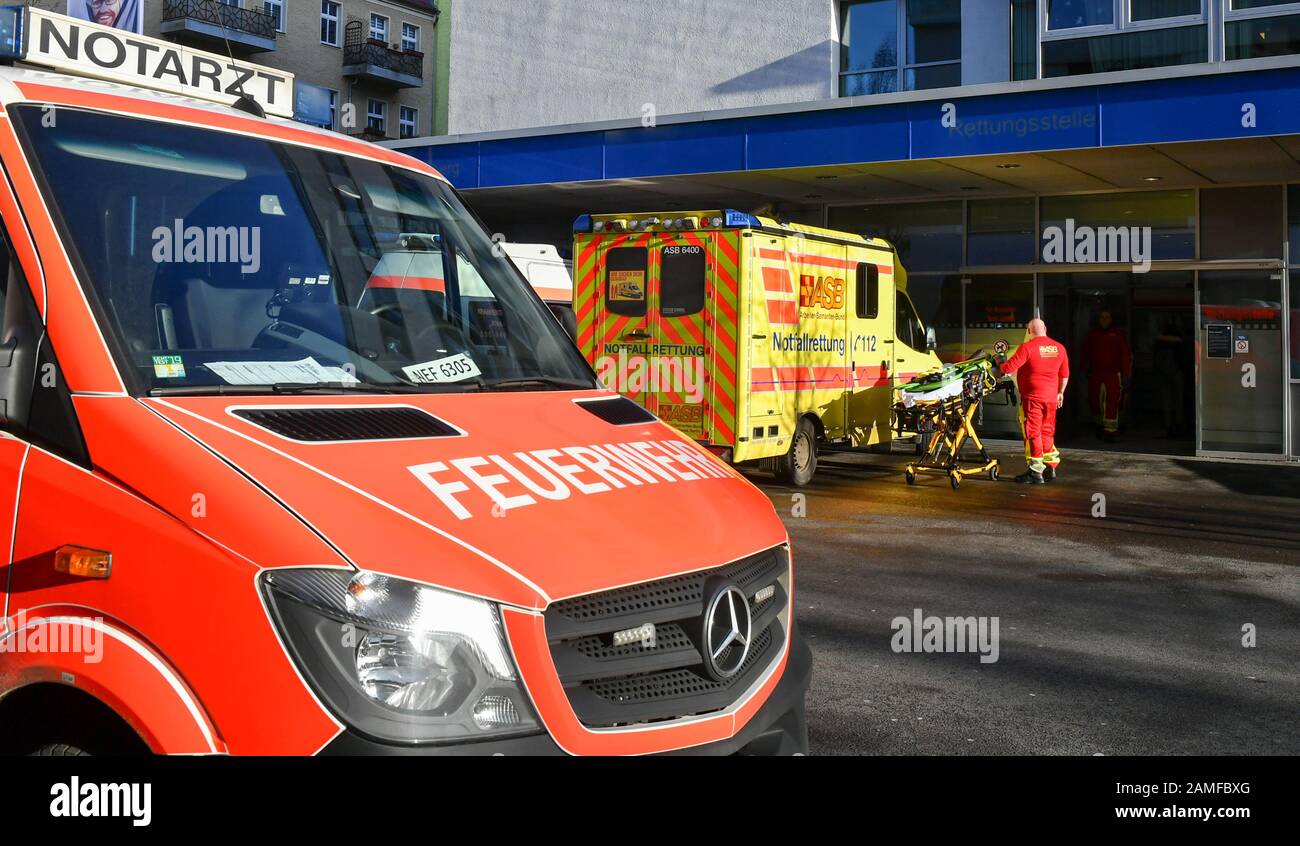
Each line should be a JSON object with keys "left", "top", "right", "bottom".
{"left": 623, "top": 329, "right": 651, "bottom": 340}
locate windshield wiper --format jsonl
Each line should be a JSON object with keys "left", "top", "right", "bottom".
{"left": 148, "top": 381, "right": 476, "bottom": 397}
{"left": 481, "top": 376, "right": 596, "bottom": 392}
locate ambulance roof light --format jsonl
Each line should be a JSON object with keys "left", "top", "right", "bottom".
{"left": 725, "top": 209, "right": 761, "bottom": 228}
{"left": 0, "top": 6, "right": 25, "bottom": 60}
{"left": 573, "top": 214, "right": 593, "bottom": 233}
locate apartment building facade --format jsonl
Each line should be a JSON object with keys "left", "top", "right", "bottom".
{"left": 30, "top": 0, "right": 448, "bottom": 138}
{"left": 392, "top": 1, "right": 1300, "bottom": 462}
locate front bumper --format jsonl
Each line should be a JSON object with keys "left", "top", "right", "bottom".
{"left": 320, "top": 623, "right": 813, "bottom": 756}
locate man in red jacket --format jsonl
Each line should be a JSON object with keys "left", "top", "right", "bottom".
{"left": 1083, "top": 309, "right": 1131, "bottom": 442}
{"left": 1000, "top": 319, "right": 1070, "bottom": 485}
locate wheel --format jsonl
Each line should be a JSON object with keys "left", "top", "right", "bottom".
{"left": 775, "top": 417, "right": 818, "bottom": 486}
{"left": 29, "top": 743, "right": 90, "bottom": 757}
{"left": 988, "top": 464, "right": 999, "bottom": 482}
{"left": 904, "top": 467, "right": 917, "bottom": 486}
{"left": 949, "top": 472, "right": 961, "bottom": 490}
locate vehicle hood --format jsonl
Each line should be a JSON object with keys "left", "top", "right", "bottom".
{"left": 141, "top": 391, "right": 786, "bottom": 609}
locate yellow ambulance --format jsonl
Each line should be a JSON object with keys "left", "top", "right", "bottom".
{"left": 573, "top": 210, "right": 941, "bottom": 485}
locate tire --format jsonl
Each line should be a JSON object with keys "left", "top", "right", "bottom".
{"left": 989, "top": 464, "right": 1000, "bottom": 482}
{"left": 904, "top": 468, "right": 917, "bottom": 486}
{"left": 776, "top": 418, "right": 818, "bottom": 486}
{"left": 949, "top": 472, "right": 961, "bottom": 490}
{"left": 29, "top": 743, "right": 90, "bottom": 757}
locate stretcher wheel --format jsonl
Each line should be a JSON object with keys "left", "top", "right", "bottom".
{"left": 988, "top": 464, "right": 999, "bottom": 482}
{"left": 904, "top": 468, "right": 917, "bottom": 486}
{"left": 949, "top": 472, "right": 961, "bottom": 490}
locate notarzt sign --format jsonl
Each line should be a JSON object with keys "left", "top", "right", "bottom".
{"left": 24, "top": 9, "right": 294, "bottom": 118}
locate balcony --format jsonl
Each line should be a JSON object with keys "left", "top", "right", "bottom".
{"left": 347, "top": 128, "right": 394, "bottom": 143}
{"left": 160, "top": 0, "right": 277, "bottom": 55}
{"left": 342, "top": 21, "right": 423, "bottom": 89}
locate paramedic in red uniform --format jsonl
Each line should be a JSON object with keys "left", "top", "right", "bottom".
{"left": 1083, "top": 309, "right": 1131, "bottom": 442}
{"left": 1000, "top": 319, "right": 1070, "bottom": 485}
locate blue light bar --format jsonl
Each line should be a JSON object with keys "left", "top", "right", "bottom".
{"left": 724, "top": 209, "right": 761, "bottom": 228}
{"left": 573, "top": 213, "right": 593, "bottom": 233}
{"left": 0, "top": 5, "right": 26, "bottom": 60}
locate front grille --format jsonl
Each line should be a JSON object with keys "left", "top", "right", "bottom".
{"left": 232, "top": 406, "right": 459, "bottom": 442}
{"left": 545, "top": 546, "right": 789, "bottom": 728}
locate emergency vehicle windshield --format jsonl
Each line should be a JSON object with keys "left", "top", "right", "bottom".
{"left": 12, "top": 106, "right": 595, "bottom": 395}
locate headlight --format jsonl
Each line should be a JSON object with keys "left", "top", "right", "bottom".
{"left": 261, "top": 569, "right": 540, "bottom": 744}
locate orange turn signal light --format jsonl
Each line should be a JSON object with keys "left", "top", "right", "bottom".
{"left": 54, "top": 545, "right": 112, "bottom": 580}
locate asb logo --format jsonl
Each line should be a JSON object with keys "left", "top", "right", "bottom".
{"left": 798, "top": 274, "right": 844, "bottom": 310}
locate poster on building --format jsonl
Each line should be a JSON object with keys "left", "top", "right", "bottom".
{"left": 67, "top": 0, "right": 143, "bottom": 34}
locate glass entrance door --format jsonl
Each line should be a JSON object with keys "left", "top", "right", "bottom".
{"left": 1197, "top": 271, "right": 1286, "bottom": 456}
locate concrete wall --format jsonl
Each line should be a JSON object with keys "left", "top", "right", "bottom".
{"left": 444, "top": 0, "right": 838, "bottom": 135}
{"left": 961, "top": 0, "right": 1010, "bottom": 86}
{"left": 32, "top": 0, "right": 443, "bottom": 138}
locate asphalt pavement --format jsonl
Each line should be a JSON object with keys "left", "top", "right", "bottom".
{"left": 746, "top": 441, "right": 1300, "bottom": 755}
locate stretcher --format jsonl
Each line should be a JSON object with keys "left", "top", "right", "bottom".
{"left": 892, "top": 350, "right": 1016, "bottom": 490}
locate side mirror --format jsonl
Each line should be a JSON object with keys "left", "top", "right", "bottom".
{"left": 925, "top": 326, "right": 937, "bottom": 351}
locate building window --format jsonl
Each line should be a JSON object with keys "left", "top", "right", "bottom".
{"left": 320, "top": 1, "right": 340, "bottom": 46}
{"left": 367, "top": 99, "right": 386, "bottom": 134}
{"left": 1047, "top": 0, "right": 1115, "bottom": 30}
{"left": 967, "top": 197, "right": 1037, "bottom": 266}
{"left": 401, "top": 22, "right": 420, "bottom": 52}
{"left": 1131, "top": 0, "right": 1203, "bottom": 21}
{"left": 829, "top": 201, "right": 963, "bottom": 272}
{"left": 1040, "top": 190, "right": 1196, "bottom": 260}
{"left": 1039, "top": 1, "right": 1208, "bottom": 78}
{"left": 1011, "top": 0, "right": 1038, "bottom": 79}
{"left": 263, "top": 0, "right": 285, "bottom": 33}
{"left": 1042, "top": 24, "right": 1207, "bottom": 76}
{"left": 1226, "top": 3, "right": 1300, "bottom": 60}
{"left": 1230, "top": 0, "right": 1300, "bottom": 8}
{"left": 370, "top": 13, "right": 389, "bottom": 43}
{"left": 399, "top": 106, "right": 418, "bottom": 138}
{"left": 839, "top": 0, "right": 961, "bottom": 96}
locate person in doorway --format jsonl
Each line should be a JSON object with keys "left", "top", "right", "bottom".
{"left": 1083, "top": 309, "right": 1131, "bottom": 442}
{"left": 1000, "top": 319, "right": 1070, "bottom": 485}
{"left": 1154, "top": 322, "right": 1188, "bottom": 438}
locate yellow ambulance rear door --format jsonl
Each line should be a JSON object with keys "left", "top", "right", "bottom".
{"left": 587, "top": 230, "right": 712, "bottom": 439}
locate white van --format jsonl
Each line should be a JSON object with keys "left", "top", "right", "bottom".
{"left": 500, "top": 243, "right": 576, "bottom": 337}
